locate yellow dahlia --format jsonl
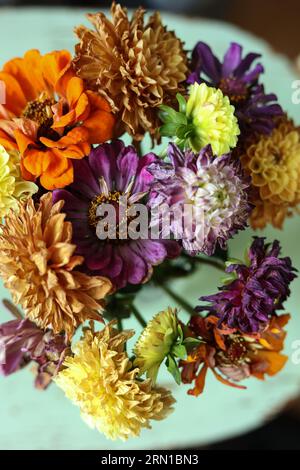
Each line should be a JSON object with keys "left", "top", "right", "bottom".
{"left": 186, "top": 83, "right": 240, "bottom": 155}
{"left": 55, "top": 323, "right": 175, "bottom": 441}
{"left": 0, "top": 145, "right": 38, "bottom": 217}
{"left": 134, "top": 307, "right": 179, "bottom": 382}
{"left": 241, "top": 118, "right": 300, "bottom": 229}
{"left": 0, "top": 193, "right": 112, "bottom": 338}
{"left": 73, "top": 2, "right": 188, "bottom": 141}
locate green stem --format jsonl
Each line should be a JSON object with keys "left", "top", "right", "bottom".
{"left": 132, "top": 139, "right": 143, "bottom": 155}
{"left": 187, "top": 254, "right": 225, "bottom": 272}
{"left": 117, "top": 317, "right": 123, "bottom": 332}
{"left": 132, "top": 304, "right": 147, "bottom": 328}
{"left": 160, "top": 284, "right": 195, "bottom": 316}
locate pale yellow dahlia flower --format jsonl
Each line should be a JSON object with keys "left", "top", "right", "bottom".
{"left": 0, "top": 145, "right": 38, "bottom": 217}
{"left": 55, "top": 323, "right": 175, "bottom": 441}
{"left": 186, "top": 83, "right": 240, "bottom": 155}
{"left": 134, "top": 307, "right": 179, "bottom": 382}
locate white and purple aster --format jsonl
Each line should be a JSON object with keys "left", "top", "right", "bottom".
{"left": 148, "top": 143, "right": 252, "bottom": 256}
{"left": 197, "top": 237, "right": 297, "bottom": 333}
{"left": 187, "top": 41, "right": 283, "bottom": 136}
{"left": 53, "top": 140, "right": 180, "bottom": 290}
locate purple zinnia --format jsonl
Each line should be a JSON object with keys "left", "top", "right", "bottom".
{"left": 197, "top": 237, "right": 297, "bottom": 333}
{"left": 53, "top": 140, "right": 180, "bottom": 290}
{"left": 148, "top": 143, "right": 252, "bottom": 256}
{"left": 187, "top": 41, "right": 282, "bottom": 135}
{"left": 0, "top": 317, "right": 68, "bottom": 389}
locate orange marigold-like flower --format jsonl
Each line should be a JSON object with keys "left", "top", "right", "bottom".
{"left": 240, "top": 118, "right": 300, "bottom": 229}
{"left": 0, "top": 49, "right": 115, "bottom": 190}
{"left": 73, "top": 2, "right": 188, "bottom": 141}
{"left": 0, "top": 193, "right": 112, "bottom": 338}
{"left": 180, "top": 314, "right": 290, "bottom": 396}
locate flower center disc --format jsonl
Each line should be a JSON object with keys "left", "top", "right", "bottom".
{"left": 219, "top": 77, "right": 249, "bottom": 105}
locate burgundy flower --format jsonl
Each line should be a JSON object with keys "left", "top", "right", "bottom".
{"left": 0, "top": 318, "right": 68, "bottom": 389}
{"left": 187, "top": 42, "right": 282, "bottom": 136}
{"left": 196, "top": 237, "right": 297, "bottom": 333}
{"left": 53, "top": 140, "right": 180, "bottom": 290}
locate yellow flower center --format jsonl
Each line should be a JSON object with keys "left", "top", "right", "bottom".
{"left": 22, "top": 92, "right": 56, "bottom": 128}
{"left": 88, "top": 191, "right": 139, "bottom": 242}
{"left": 88, "top": 191, "right": 121, "bottom": 228}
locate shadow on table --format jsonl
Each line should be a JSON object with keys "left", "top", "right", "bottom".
{"left": 203, "top": 412, "right": 300, "bottom": 450}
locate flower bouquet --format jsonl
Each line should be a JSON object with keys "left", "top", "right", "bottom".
{"left": 0, "top": 2, "right": 299, "bottom": 442}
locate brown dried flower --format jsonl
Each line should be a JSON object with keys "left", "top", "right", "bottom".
{"left": 0, "top": 193, "right": 112, "bottom": 338}
{"left": 73, "top": 2, "right": 188, "bottom": 141}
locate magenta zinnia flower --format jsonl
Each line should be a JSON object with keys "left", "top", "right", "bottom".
{"left": 149, "top": 143, "right": 251, "bottom": 256}
{"left": 0, "top": 318, "right": 68, "bottom": 388}
{"left": 187, "top": 42, "right": 282, "bottom": 136}
{"left": 197, "top": 237, "right": 297, "bottom": 333}
{"left": 53, "top": 141, "right": 180, "bottom": 290}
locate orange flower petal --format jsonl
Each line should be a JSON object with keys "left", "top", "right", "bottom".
{"left": 3, "top": 50, "right": 46, "bottom": 102}
{"left": 55, "top": 66, "right": 76, "bottom": 98}
{"left": 211, "top": 368, "right": 247, "bottom": 390}
{"left": 253, "top": 351, "right": 288, "bottom": 377}
{"left": 74, "top": 93, "right": 90, "bottom": 122}
{"left": 52, "top": 144, "right": 89, "bottom": 160}
{"left": 188, "top": 364, "right": 208, "bottom": 397}
{"left": 43, "top": 151, "right": 70, "bottom": 178}
{"left": 41, "top": 50, "right": 71, "bottom": 91}
{"left": 66, "top": 77, "right": 84, "bottom": 108}
{"left": 83, "top": 110, "right": 115, "bottom": 144}
{"left": 86, "top": 90, "right": 112, "bottom": 113}
{"left": 40, "top": 158, "right": 74, "bottom": 190}
{"left": 0, "top": 129, "right": 17, "bottom": 150}
{"left": 22, "top": 149, "right": 52, "bottom": 177}
{"left": 40, "top": 127, "right": 89, "bottom": 149}
{"left": 52, "top": 109, "right": 76, "bottom": 129}
{"left": 14, "top": 129, "right": 35, "bottom": 154}
{"left": 0, "top": 72, "right": 27, "bottom": 115}
{"left": 20, "top": 159, "right": 35, "bottom": 181}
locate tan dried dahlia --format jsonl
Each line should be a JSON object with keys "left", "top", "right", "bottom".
{"left": 240, "top": 118, "right": 300, "bottom": 229}
{"left": 0, "top": 193, "right": 112, "bottom": 338}
{"left": 73, "top": 2, "right": 188, "bottom": 141}
{"left": 55, "top": 323, "right": 175, "bottom": 441}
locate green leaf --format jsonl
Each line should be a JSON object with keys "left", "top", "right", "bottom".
{"left": 166, "top": 355, "right": 181, "bottom": 385}
{"left": 158, "top": 105, "right": 179, "bottom": 123}
{"left": 183, "top": 337, "right": 202, "bottom": 346}
{"left": 159, "top": 123, "right": 180, "bottom": 137}
{"left": 177, "top": 324, "right": 184, "bottom": 343}
{"left": 221, "top": 273, "right": 238, "bottom": 285}
{"left": 171, "top": 344, "right": 187, "bottom": 359}
{"left": 225, "top": 258, "right": 244, "bottom": 269}
{"left": 176, "top": 93, "right": 187, "bottom": 114}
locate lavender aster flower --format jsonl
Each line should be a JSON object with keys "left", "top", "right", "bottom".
{"left": 187, "top": 42, "right": 282, "bottom": 135}
{"left": 149, "top": 143, "right": 251, "bottom": 256}
{"left": 0, "top": 317, "right": 68, "bottom": 389}
{"left": 197, "top": 237, "right": 297, "bottom": 333}
{"left": 53, "top": 141, "right": 180, "bottom": 290}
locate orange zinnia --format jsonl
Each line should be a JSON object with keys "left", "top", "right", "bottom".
{"left": 0, "top": 49, "right": 115, "bottom": 189}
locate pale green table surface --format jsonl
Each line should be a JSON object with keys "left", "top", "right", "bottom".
{"left": 0, "top": 7, "right": 299, "bottom": 450}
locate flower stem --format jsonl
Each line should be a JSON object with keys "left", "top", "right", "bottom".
{"left": 160, "top": 284, "right": 195, "bottom": 316}
{"left": 132, "top": 304, "right": 147, "bottom": 328}
{"left": 117, "top": 317, "right": 123, "bottom": 332}
{"left": 132, "top": 139, "right": 143, "bottom": 155}
{"left": 188, "top": 255, "right": 225, "bottom": 272}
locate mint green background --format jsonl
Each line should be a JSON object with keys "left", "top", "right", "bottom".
{"left": 0, "top": 7, "right": 299, "bottom": 449}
